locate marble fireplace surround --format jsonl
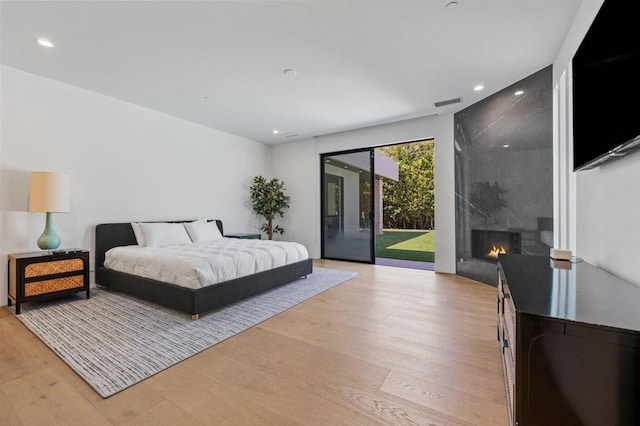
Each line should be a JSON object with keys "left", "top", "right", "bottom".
{"left": 454, "top": 66, "right": 553, "bottom": 285}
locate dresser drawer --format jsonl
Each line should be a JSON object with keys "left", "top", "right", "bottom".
{"left": 503, "top": 296, "right": 516, "bottom": 357}
{"left": 25, "top": 258, "right": 84, "bottom": 278}
{"left": 25, "top": 275, "right": 85, "bottom": 296}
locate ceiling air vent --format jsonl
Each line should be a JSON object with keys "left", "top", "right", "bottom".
{"left": 434, "top": 97, "right": 462, "bottom": 108}
{"left": 284, "top": 132, "right": 299, "bottom": 138}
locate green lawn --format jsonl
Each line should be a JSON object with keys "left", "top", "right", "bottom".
{"left": 376, "top": 229, "right": 435, "bottom": 262}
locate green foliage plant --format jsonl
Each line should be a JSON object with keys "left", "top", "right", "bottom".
{"left": 249, "top": 176, "right": 291, "bottom": 240}
{"left": 379, "top": 141, "right": 435, "bottom": 229}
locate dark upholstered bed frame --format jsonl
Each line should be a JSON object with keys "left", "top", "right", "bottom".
{"left": 95, "top": 220, "right": 313, "bottom": 319}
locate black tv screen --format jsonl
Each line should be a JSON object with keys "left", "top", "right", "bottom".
{"left": 572, "top": 0, "right": 640, "bottom": 171}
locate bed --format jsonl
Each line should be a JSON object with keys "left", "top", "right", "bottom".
{"left": 95, "top": 220, "right": 313, "bottom": 319}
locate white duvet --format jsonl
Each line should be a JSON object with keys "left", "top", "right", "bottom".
{"left": 104, "top": 238, "right": 309, "bottom": 290}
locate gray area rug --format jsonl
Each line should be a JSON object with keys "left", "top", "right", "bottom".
{"left": 12, "top": 267, "right": 358, "bottom": 398}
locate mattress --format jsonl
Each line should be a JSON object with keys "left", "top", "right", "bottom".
{"left": 104, "top": 238, "right": 309, "bottom": 289}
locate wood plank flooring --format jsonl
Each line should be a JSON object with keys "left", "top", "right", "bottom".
{"left": 0, "top": 260, "right": 507, "bottom": 425}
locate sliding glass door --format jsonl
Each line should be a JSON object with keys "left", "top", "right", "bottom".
{"left": 321, "top": 149, "right": 374, "bottom": 263}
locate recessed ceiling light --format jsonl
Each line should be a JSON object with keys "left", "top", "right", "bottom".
{"left": 272, "top": 130, "right": 279, "bottom": 134}
{"left": 514, "top": 90, "right": 524, "bottom": 96}
{"left": 503, "top": 144, "right": 510, "bottom": 148}
{"left": 445, "top": 1, "right": 458, "bottom": 9}
{"left": 35, "top": 38, "right": 54, "bottom": 48}
{"left": 343, "top": 166, "right": 349, "bottom": 169}
{"left": 474, "top": 85, "right": 484, "bottom": 92}
{"left": 283, "top": 69, "right": 297, "bottom": 77}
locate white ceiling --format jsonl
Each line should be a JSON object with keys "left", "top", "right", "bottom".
{"left": 0, "top": 1, "right": 583, "bottom": 145}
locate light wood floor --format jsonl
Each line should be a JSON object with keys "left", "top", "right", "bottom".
{"left": 0, "top": 260, "right": 507, "bottom": 425}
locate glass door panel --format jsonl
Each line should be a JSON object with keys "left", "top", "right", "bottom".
{"left": 321, "top": 150, "right": 374, "bottom": 263}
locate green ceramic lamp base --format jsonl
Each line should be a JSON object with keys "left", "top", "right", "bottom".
{"left": 37, "top": 212, "right": 62, "bottom": 250}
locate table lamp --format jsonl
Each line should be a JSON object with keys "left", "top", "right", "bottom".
{"left": 29, "top": 171, "right": 70, "bottom": 250}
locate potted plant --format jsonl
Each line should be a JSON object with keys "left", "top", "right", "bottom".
{"left": 249, "top": 176, "right": 291, "bottom": 240}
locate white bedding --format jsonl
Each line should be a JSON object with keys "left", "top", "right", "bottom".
{"left": 104, "top": 238, "right": 309, "bottom": 290}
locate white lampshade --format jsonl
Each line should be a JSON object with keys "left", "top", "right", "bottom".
{"left": 29, "top": 171, "right": 70, "bottom": 213}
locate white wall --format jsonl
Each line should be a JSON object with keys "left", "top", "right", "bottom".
{"left": 272, "top": 114, "right": 456, "bottom": 274}
{"left": 0, "top": 66, "right": 271, "bottom": 302}
{"left": 268, "top": 137, "right": 319, "bottom": 254}
{"left": 553, "top": 0, "right": 640, "bottom": 287}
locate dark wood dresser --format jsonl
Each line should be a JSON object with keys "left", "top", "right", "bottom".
{"left": 497, "top": 254, "right": 640, "bottom": 425}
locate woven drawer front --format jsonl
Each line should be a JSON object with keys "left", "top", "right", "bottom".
{"left": 25, "top": 259, "right": 84, "bottom": 278}
{"left": 25, "top": 275, "right": 84, "bottom": 296}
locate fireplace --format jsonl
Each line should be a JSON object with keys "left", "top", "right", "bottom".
{"left": 471, "top": 230, "right": 521, "bottom": 262}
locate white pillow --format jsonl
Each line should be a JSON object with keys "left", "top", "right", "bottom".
{"left": 131, "top": 222, "right": 146, "bottom": 247}
{"left": 140, "top": 222, "right": 192, "bottom": 247}
{"left": 184, "top": 220, "right": 223, "bottom": 242}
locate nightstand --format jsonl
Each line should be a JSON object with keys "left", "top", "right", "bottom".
{"left": 8, "top": 250, "right": 90, "bottom": 314}
{"left": 225, "top": 233, "right": 262, "bottom": 240}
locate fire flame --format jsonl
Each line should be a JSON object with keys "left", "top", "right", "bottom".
{"left": 488, "top": 245, "right": 507, "bottom": 258}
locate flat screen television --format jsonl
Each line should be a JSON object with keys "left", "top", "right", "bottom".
{"left": 572, "top": 0, "right": 640, "bottom": 171}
